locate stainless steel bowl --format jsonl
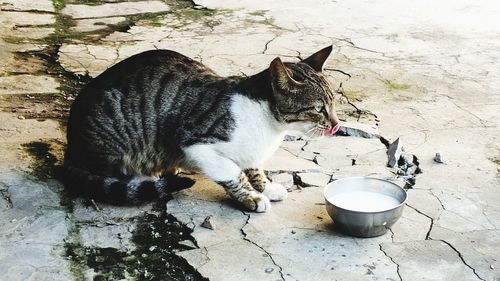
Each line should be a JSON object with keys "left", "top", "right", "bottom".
{"left": 324, "top": 177, "right": 407, "bottom": 238}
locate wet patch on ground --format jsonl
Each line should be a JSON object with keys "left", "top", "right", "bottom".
{"left": 21, "top": 138, "right": 65, "bottom": 179}
{"left": 65, "top": 205, "right": 207, "bottom": 281}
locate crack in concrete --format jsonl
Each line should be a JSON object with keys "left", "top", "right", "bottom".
{"left": 110, "top": 46, "right": 121, "bottom": 66}
{"left": 445, "top": 209, "right": 495, "bottom": 230}
{"left": 405, "top": 203, "right": 434, "bottom": 240}
{"left": 0, "top": 8, "right": 55, "bottom": 14}
{"left": 262, "top": 34, "right": 279, "bottom": 54}
{"left": 239, "top": 212, "right": 285, "bottom": 281}
{"left": 281, "top": 146, "right": 316, "bottom": 163}
{"left": 429, "top": 190, "right": 446, "bottom": 211}
{"left": 404, "top": 201, "right": 494, "bottom": 280}
{"left": 444, "top": 94, "right": 490, "bottom": 127}
{"left": 334, "top": 37, "right": 390, "bottom": 57}
{"left": 336, "top": 82, "right": 378, "bottom": 121}
{"left": 324, "top": 67, "right": 352, "bottom": 80}
{"left": 388, "top": 227, "right": 395, "bottom": 243}
{"left": 59, "top": 50, "right": 91, "bottom": 75}
{"left": 197, "top": 246, "right": 211, "bottom": 268}
{"left": 476, "top": 198, "right": 497, "bottom": 230}
{"left": 379, "top": 244, "right": 402, "bottom": 281}
{"left": 436, "top": 239, "right": 486, "bottom": 281}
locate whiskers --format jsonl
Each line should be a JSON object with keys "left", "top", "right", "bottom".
{"left": 302, "top": 124, "right": 328, "bottom": 140}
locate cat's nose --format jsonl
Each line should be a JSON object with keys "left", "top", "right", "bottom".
{"left": 324, "top": 114, "right": 340, "bottom": 136}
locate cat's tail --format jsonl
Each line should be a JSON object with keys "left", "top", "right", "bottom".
{"left": 62, "top": 164, "right": 194, "bottom": 204}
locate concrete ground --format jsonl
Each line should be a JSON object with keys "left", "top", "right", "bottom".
{"left": 1, "top": 0, "right": 499, "bottom": 280}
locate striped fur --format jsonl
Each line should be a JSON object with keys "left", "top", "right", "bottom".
{"left": 245, "top": 168, "right": 266, "bottom": 192}
{"left": 64, "top": 46, "right": 338, "bottom": 210}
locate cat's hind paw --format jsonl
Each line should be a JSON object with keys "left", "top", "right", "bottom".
{"left": 241, "top": 191, "right": 271, "bottom": 212}
{"left": 262, "top": 182, "right": 288, "bottom": 201}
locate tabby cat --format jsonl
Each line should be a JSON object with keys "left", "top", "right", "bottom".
{"left": 63, "top": 45, "right": 340, "bottom": 212}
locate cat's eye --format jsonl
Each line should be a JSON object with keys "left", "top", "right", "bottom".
{"left": 314, "top": 105, "right": 324, "bottom": 113}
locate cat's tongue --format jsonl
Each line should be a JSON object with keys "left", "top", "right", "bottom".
{"left": 324, "top": 123, "right": 341, "bottom": 136}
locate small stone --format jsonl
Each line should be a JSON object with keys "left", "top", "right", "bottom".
{"left": 17, "top": 116, "right": 25, "bottom": 120}
{"left": 387, "top": 138, "right": 403, "bottom": 168}
{"left": 269, "top": 173, "right": 294, "bottom": 190}
{"left": 201, "top": 215, "right": 215, "bottom": 230}
{"left": 149, "top": 245, "right": 157, "bottom": 252}
{"left": 337, "top": 122, "right": 380, "bottom": 138}
{"left": 291, "top": 230, "right": 296, "bottom": 234}
{"left": 434, "top": 151, "right": 445, "bottom": 164}
{"left": 178, "top": 239, "right": 197, "bottom": 249}
{"left": 490, "top": 264, "right": 494, "bottom": 270}
{"left": 400, "top": 153, "right": 415, "bottom": 167}
{"left": 265, "top": 267, "right": 274, "bottom": 273}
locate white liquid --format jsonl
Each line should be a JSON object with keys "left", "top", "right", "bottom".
{"left": 329, "top": 191, "right": 401, "bottom": 212}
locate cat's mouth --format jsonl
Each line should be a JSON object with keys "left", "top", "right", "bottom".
{"left": 324, "top": 123, "right": 341, "bottom": 136}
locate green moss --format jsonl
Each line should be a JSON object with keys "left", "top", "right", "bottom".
{"left": 65, "top": 220, "right": 86, "bottom": 281}
{"left": 172, "top": 8, "right": 220, "bottom": 28}
{"left": 52, "top": 0, "right": 65, "bottom": 10}
{"left": 44, "top": 14, "right": 78, "bottom": 45}
{"left": 141, "top": 15, "right": 163, "bottom": 27}
{"left": 175, "top": 8, "right": 216, "bottom": 20}
{"left": 383, "top": 80, "right": 411, "bottom": 91}
{"left": 343, "top": 90, "right": 367, "bottom": 102}
{"left": 244, "top": 12, "right": 281, "bottom": 30}
{"left": 169, "top": 7, "right": 233, "bottom": 28}
{"left": 133, "top": 4, "right": 229, "bottom": 29}
{"left": 249, "top": 10, "right": 267, "bottom": 17}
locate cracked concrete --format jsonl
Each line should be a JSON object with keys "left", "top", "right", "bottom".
{"left": 1, "top": 0, "right": 499, "bottom": 280}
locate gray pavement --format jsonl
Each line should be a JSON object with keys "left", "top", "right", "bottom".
{"left": 0, "top": 0, "right": 499, "bottom": 280}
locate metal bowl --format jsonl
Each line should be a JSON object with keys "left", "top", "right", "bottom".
{"left": 324, "top": 177, "right": 407, "bottom": 238}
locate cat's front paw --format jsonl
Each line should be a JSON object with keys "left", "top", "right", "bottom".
{"left": 262, "top": 182, "right": 288, "bottom": 201}
{"left": 241, "top": 191, "right": 271, "bottom": 212}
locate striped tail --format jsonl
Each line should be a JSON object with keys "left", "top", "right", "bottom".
{"left": 62, "top": 164, "right": 194, "bottom": 204}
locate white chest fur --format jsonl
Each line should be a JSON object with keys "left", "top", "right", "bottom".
{"left": 211, "top": 94, "right": 286, "bottom": 169}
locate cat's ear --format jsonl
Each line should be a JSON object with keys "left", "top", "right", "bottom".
{"left": 302, "top": 45, "right": 333, "bottom": 72}
{"left": 269, "top": 57, "right": 296, "bottom": 88}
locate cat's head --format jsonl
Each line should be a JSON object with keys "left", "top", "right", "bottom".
{"left": 268, "top": 46, "right": 340, "bottom": 138}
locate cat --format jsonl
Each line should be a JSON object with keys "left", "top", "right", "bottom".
{"left": 63, "top": 45, "right": 340, "bottom": 212}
